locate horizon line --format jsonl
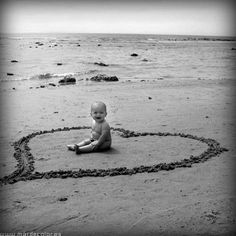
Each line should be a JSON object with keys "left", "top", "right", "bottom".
{"left": 1, "top": 32, "right": 236, "bottom": 38}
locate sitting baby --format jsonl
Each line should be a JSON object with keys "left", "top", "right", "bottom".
{"left": 67, "top": 101, "right": 111, "bottom": 154}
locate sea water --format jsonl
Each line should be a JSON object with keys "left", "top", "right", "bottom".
{"left": 0, "top": 33, "right": 235, "bottom": 84}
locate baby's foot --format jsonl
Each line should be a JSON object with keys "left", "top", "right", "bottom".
{"left": 75, "top": 145, "right": 81, "bottom": 155}
{"left": 67, "top": 144, "right": 75, "bottom": 151}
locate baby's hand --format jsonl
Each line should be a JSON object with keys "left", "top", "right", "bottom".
{"left": 91, "top": 140, "right": 99, "bottom": 151}
{"left": 91, "top": 140, "right": 99, "bottom": 146}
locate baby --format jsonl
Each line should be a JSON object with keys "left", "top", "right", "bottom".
{"left": 67, "top": 101, "right": 112, "bottom": 154}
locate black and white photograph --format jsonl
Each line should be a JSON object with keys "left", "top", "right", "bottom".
{"left": 0, "top": 0, "right": 235, "bottom": 235}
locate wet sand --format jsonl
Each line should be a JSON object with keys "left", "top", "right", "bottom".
{"left": 0, "top": 78, "right": 235, "bottom": 235}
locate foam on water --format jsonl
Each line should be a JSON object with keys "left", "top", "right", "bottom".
{"left": 29, "top": 72, "right": 79, "bottom": 80}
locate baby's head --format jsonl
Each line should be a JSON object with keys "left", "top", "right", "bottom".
{"left": 90, "top": 101, "right": 107, "bottom": 123}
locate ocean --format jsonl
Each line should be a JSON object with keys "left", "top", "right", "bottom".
{"left": 0, "top": 33, "right": 236, "bottom": 84}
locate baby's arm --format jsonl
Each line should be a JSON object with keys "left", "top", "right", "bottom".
{"left": 92, "top": 123, "right": 110, "bottom": 150}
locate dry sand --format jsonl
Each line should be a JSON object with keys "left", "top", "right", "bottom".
{"left": 0, "top": 78, "right": 235, "bottom": 235}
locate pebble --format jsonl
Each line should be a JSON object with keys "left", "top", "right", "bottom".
{"left": 90, "top": 74, "right": 119, "bottom": 82}
{"left": 94, "top": 62, "right": 109, "bottom": 67}
{"left": 59, "top": 76, "right": 76, "bottom": 84}
{"left": 58, "top": 197, "right": 68, "bottom": 201}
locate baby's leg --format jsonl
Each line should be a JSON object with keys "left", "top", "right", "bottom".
{"left": 75, "top": 143, "right": 95, "bottom": 154}
{"left": 75, "top": 141, "right": 111, "bottom": 154}
{"left": 76, "top": 138, "right": 92, "bottom": 147}
{"left": 67, "top": 138, "right": 91, "bottom": 151}
{"left": 97, "top": 141, "right": 111, "bottom": 151}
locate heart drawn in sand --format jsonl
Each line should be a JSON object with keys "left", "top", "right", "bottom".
{"left": 0, "top": 126, "right": 228, "bottom": 185}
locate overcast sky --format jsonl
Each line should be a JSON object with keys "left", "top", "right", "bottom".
{"left": 1, "top": 0, "right": 235, "bottom": 36}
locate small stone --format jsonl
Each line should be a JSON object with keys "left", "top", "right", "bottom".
{"left": 59, "top": 76, "right": 76, "bottom": 85}
{"left": 35, "top": 42, "right": 44, "bottom": 46}
{"left": 90, "top": 74, "right": 119, "bottom": 82}
{"left": 94, "top": 62, "right": 109, "bottom": 67}
{"left": 58, "top": 197, "right": 68, "bottom": 201}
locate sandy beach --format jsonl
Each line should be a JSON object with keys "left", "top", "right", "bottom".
{"left": 0, "top": 77, "right": 235, "bottom": 235}
{"left": 1, "top": 0, "right": 236, "bottom": 234}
